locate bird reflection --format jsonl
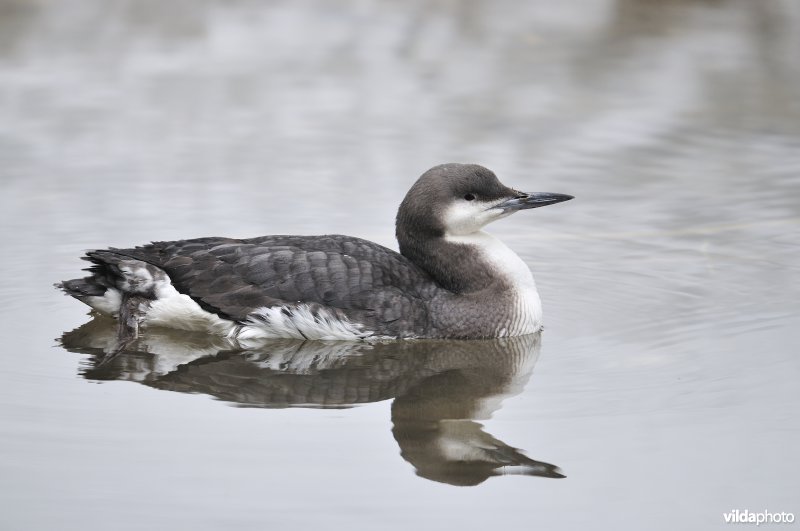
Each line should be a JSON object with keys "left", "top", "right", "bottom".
{"left": 60, "top": 317, "right": 564, "bottom": 485}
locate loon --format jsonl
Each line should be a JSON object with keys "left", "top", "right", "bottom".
{"left": 57, "top": 163, "right": 572, "bottom": 342}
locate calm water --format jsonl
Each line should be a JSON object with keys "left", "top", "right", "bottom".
{"left": 1, "top": 1, "right": 799, "bottom": 530}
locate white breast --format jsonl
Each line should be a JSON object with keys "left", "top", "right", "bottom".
{"left": 445, "top": 230, "right": 543, "bottom": 335}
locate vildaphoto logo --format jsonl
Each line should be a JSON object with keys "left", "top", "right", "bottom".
{"left": 723, "top": 510, "right": 795, "bottom": 525}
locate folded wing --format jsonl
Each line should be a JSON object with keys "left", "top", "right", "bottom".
{"left": 107, "top": 235, "right": 438, "bottom": 337}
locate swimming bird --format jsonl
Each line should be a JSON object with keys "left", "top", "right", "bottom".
{"left": 57, "top": 163, "right": 572, "bottom": 342}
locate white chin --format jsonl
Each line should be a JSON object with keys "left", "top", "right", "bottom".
{"left": 442, "top": 201, "right": 509, "bottom": 235}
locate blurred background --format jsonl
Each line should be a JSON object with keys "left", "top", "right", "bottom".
{"left": 0, "top": 1, "right": 799, "bottom": 530}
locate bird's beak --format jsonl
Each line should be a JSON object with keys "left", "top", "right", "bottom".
{"left": 494, "top": 192, "right": 574, "bottom": 213}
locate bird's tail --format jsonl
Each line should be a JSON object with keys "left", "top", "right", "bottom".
{"left": 56, "top": 250, "right": 131, "bottom": 301}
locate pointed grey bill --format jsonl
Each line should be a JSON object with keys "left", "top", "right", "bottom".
{"left": 493, "top": 192, "right": 574, "bottom": 213}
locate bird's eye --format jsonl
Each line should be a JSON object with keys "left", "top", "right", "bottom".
{"left": 464, "top": 193, "right": 476, "bottom": 201}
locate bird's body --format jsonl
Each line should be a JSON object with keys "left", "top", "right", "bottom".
{"left": 58, "top": 164, "right": 572, "bottom": 341}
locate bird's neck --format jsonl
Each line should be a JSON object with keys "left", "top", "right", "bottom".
{"left": 398, "top": 230, "right": 534, "bottom": 294}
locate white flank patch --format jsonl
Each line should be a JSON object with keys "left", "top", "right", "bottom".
{"left": 82, "top": 272, "right": 377, "bottom": 341}
{"left": 445, "top": 230, "right": 543, "bottom": 336}
{"left": 145, "top": 284, "right": 238, "bottom": 336}
{"left": 83, "top": 276, "right": 237, "bottom": 336}
{"left": 77, "top": 258, "right": 383, "bottom": 342}
{"left": 238, "top": 305, "right": 373, "bottom": 341}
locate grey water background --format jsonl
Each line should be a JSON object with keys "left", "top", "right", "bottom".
{"left": 1, "top": 0, "right": 799, "bottom": 529}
